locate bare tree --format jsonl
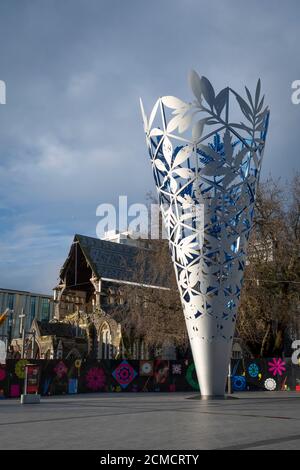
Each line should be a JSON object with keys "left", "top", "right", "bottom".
{"left": 116, "top": 176, "right": 300, "bottom": 358}
{"left": 237, "top": 174, "right": 300, "bottom": 356}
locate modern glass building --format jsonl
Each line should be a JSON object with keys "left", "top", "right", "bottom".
{"left": 0, "top": 288, "right": 53, "bottom": 343}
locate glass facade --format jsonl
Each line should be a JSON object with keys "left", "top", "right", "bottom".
{"left": 0, "top": 290, "right": 53, "bottom": 339}
{"left": 41, "top": 298, "right": 50, "bottom": 321}
{"left": 30, "top": 297, "right": 36, "bottom": 324}
{"left": 7, "top": 293, "right": 14, "bottom": 310}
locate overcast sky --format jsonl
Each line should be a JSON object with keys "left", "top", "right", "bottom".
{"left": 0, "top": 0, "right": 299, "bottom": 293}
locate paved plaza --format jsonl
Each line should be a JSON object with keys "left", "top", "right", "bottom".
{"left": 0, "top": 392, "right": 300, "bottom": 450}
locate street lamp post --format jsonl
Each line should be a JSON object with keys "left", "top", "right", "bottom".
{"left": 6, "top": 309, "right": 14, "bottom": 356}
{"left": 19, "top": 309, "right": 26, "bottom": 359}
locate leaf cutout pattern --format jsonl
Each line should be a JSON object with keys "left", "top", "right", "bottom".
{"left": 141, "top": 71, "right": 269, "bottom": 345}
{"left": 192, "top": 119, "right": 205, "bottom": 141}
{"left": 162, "top": 136, "right": 173, "bottom": 167}
{"left": 173, "top": 146, "right": 192, "bottom": 167}
{"left": 200, "top": 76, "right": 215, "bottom": 108}
{"left": 215, "top": 88, "right": 228, "bottom": 116}
{"left": 162, "top": 96, "right": 188, "bottom": 109}
{"left": 189, "top": 70, "right": 202, "bottom": 103}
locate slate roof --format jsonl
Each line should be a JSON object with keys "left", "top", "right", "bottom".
{"left": 60, "top": 234, "right": 173, "bottom": 288}
{"left": 36, "top": 320, "right": 76, "bottom": 338}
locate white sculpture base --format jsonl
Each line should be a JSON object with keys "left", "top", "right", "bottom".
{"left": 189, "top": 336, "right": 232, "bottom": 396}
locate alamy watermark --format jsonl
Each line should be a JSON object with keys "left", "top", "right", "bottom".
{"left": 291, "top": 340, "right": 300, "bottom": 365}
{"left": 95, "top": 195, "right": 204, "bottom": 244}
{"left": 291, "top": 80, "right": 300, "bottom": 104}
{"left": 0, "top": 80, "right": 6, "bottom": 104}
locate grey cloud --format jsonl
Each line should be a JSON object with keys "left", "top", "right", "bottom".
{"left": 0, "top": 0, "right": 299, "bottom": 292}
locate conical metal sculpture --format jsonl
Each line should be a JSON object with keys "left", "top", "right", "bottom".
{"left": 140, "top": 71, "right": 269, "bottom": 396}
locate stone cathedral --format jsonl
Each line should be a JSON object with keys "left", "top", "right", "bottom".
{"left": 17, "top": 233, "right": 176, "bottom": 361}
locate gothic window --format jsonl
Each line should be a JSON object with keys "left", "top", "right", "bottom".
{"left": 98, "top": 323, "right": 112, "bottom": 359}
{"left": 140, "top": 340, "right": 147, "bottom": 360}
{"left": 56, "top": 340, "right": 63, "bottom": 359}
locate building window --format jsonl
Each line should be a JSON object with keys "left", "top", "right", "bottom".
{"left": 140, "top": 340, "right": 147, "bottom": 360}
{"left": 41, "top": 298, "right": 50, "bottom": 321}
{"left": 117, "top": 289, "right": 124, "bottom": 305}
{"left": 30, "top": 297, "right": 36, "bottom": 324}
{"left": 98, "top": 323, "right": 111, "bottom": 359}
{"left": 7, "top": 293, "right": 14, "bottom": 310}
{"left": 133, "top": 340, "right": 140, "bottom": 359}
{"left": 231, "top": 342, "right": 243, "bottom": 359}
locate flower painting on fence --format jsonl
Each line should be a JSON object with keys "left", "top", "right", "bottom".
{"left": 268, "top": 358, "right": 286, "bottom": 377}
{"left": 15, "top": 359, "right": 28, "bottom": 379}
{"left": 54, "top": 361, "right": 68, "bottom": 378}
{"left": 172, "top": 364, "right": 182, "bottom": 375}
{"left": 264, "top": 378, "right": 277, "bottom": 391}
{"left": 0, "top": 359, "right": 298, "bottom": 398}
{"left": 248, "top": 363, "right": 259, "bottom": 378}
{"left": 0, "top": 367, "right": 6, "bottom": 381}
{"left": 139, "top": 361, "right": 153, "bottom": 376}
{"left": 86, "top": 367, "right": 106, "bottom": 391}
{"left": 112, "top": 361, "right": 137, "bottom": 389}
{"left": 154, "top": 360, "right": 169, "bottom": 384}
